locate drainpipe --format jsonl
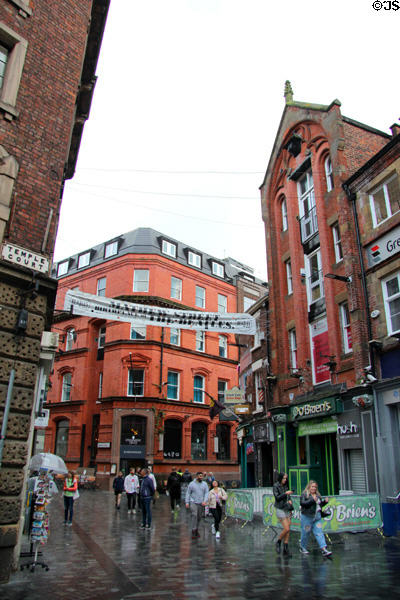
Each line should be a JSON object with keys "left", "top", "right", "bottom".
{"left": 159, "top": 327, "right": 164, "bottom": 391}
{"left": 0, "top": 369, "right": 16, "bottom": 468}
{"left": 343, "top": 184, "right": 375, "bottom": 376}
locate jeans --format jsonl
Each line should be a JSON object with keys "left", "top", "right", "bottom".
{"left": 210, "top": 504, "right": 222, "bottom": 532}
{"left": 127, "top": 493, "right": 137, "bottom": 510}
{"left": 300, "top": 513, "right": 327, "bottom": 549}
{"left": 190, "top": 503, "right": 203, "bottom": 531}
{"left": 64, "top": 496, "right": 74, "bottom": 523}
{"left": 141, "top": 497, "right": 152, "bottom": 526}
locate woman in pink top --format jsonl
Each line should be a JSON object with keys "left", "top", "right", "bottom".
{"left": 208, "top": 480, "right": 227, "bottom": 539}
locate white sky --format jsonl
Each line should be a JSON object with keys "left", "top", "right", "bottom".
{"left": 54, "top": 0, "right": 400, "bottom": 281}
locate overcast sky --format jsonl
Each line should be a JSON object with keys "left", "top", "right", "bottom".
{"left": 54, "top": 0, "right": 400, "bottom": 281}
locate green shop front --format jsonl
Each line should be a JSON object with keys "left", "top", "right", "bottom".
{"left": 273, "top": 397, "right": 342, "bottom": 496}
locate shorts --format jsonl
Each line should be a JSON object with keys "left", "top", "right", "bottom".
{"left": 276, "top": 508, "right": 292, "bottom": 519}
{"left": 114, "top": 490, "right": 122, "bottom": 496}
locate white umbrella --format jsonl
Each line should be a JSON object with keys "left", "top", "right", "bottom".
{"left": 29, "top": 452, "right": 68, "bottom": 474}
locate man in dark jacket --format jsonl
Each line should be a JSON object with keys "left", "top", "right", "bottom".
{"left": 139, "top": 468, "right": 155, "bottom": 529}
{"left": 167, "top": 467, "right": 182, "bottom": 512}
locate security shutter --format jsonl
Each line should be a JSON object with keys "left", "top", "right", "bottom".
{"left": 349, "top": 449, "right": 367, "bottom": 493}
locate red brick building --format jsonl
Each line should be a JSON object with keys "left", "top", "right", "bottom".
{"left": 44, "top": 228, "right": 266, "bottom": 488}
{"left": 0, "top": 0, "right": 109, "bottom": 582}
{"left": 259, "top": 83, "right": 393, "bottom": 495}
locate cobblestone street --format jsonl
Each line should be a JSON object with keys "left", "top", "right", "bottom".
{"left": 1, "top": 490, "right": 400, "bottom": 600}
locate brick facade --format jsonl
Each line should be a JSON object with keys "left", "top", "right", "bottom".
{"left": 43, "top": 230, "right": 265, "bottom": 488}
{"left": 0, "top": 0, "right": 109, "bottom": 583}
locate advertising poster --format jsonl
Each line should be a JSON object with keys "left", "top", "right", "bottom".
{"left": 226, "top": 491, "right": 254, "bottom": 521}
{"left": 310, "top": 317, "right": 331, "bottom": 385}
{"left": 262, "top": 494, "right": 382, "bottom": 533}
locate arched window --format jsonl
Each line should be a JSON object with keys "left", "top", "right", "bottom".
{"left": 163, "top": 419, "right": 182, "bottom": 459}
{"left": 191, "top": 422, "right": 207, "bottom": 459}
{"left": 324, "top": 156, "right": 334, "bottom": 192}
{"left": 54, "top": 419, "right": 69, "bottom": 458}
{"left": 193, "top": 375, "right": 205, "bottom": 403}
{"left": 61, "top": 373, "right": 72, "bottom": 402}
{"left": 281, "top": 197, "right": 288, "bottom": 231}
{"left": 216, "top": 424, "right": 230, "bottom": 460}
{"left": 65, "top": 328, "right": 76, "bottom": 351}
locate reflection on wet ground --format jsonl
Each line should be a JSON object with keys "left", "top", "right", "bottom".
{"left": 2, "top": 490, "right": 400, "bottom": 599}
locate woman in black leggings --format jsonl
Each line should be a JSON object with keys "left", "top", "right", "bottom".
{"left": 208, "top": 480, "right": 227, "bottom": 539}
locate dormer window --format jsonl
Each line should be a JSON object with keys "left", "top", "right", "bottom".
{"left": 104, "top": 240, "right": 118, "bottom": 258}
{"left": 162, "top": 240, "right": 177, "bottom": 258}
{"left": 212, "top": 262, "right": 224, "bottom": 278}
{"left": 78, "top": 251, "right": 90, "bottom": 269}
{"left": 188, "top": 251, "right": 201, "bottom": 268}
{"left": 57, "top": 260, "right": 69, "bottom": 277}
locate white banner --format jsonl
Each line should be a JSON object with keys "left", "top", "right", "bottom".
{"left": 64, "top": 290, "right": 256, "bottom": 334}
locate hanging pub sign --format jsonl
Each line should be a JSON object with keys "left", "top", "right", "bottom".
{"left": 224, "top": 386, "right": 245, "bottom": 405}
{"left": 64, "top": 290, "right": 256, "bottom": 335}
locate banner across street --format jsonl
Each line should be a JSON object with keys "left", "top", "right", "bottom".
{"left": 64, "top": 290, "right": 256, "bottom": 335}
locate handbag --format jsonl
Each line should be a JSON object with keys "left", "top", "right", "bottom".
{"left": 285, "top": 502, "right": 294, "bottom": 512}
{"left": 73, "top": 489, "right": 80, "bottom": 500}
{"left": 321, "top": 508, "right": 331, "bottom": 518}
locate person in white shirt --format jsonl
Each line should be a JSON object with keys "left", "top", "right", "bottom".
{"left": 124, "top": 467, "right": 139, "bottom": 514}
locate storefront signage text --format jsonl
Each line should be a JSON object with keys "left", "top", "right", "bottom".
{"left": 366, "top": 224, "right": 400, "bottom": 267}
{"left": 292, "top": 398, "right": 335, "bottom": 420}
{"left": 337, "top": 421, "right": 358, "bottom": 435}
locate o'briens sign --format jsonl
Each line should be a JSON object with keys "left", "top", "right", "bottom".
{"left": 291, "top": 398, "right": 335, "bottom": 420}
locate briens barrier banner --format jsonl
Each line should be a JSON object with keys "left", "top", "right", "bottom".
{"left": 262, "top": 493, "right": 382, "bottom": 533}
{"left": 64, "top": 290, "right": 256, "bottom": 335}
{"left": 226, "top": 491, "right": 254, "bottom": 521}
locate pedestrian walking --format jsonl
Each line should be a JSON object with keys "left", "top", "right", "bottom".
{"left": 136, "top": 467, "right": 143, "bottom": 509}
{"left": 206, "top": 471, "right": 215, "bottom": 489}
{"left": 181, "top": 468, "right": 192, "bottom": 503}
{"left": 124, "top": 467, "right": 139, "bottom": 514}
{"left": 147, "top": 465, "right": 158, "bottom": 504}
{"left": 208, "top": 480, "right": 227, "bottom": 539}
{"left": 185, "top": 471, "right": 209, "bottom": 539}
{"left": 273, "top": 472, "right": 294, "bottom": 556}
{"left": 63, "top": 470, "right": 78, "bottom": 525}
{"left": 140, "top": 467, "right": 155, "bottom": 529}
{"left": 167, "top": 467, "right": 182, "bottom": 511}
{"left": 299, "top": 480, "right": 332, "bottom": 557}
{"left": 113, "top": 470, "right": 125, "bottom": 509}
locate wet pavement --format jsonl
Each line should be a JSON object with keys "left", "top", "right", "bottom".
{"left": 1, "top": 490, "right": 400, "bottom": 600}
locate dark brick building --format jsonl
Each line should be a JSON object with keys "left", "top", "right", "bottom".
{"left": 0, "top": 0, "right": 109, "bottom": 582}
{"left": 259, "top": 82, "right": 394, "bottom": 497}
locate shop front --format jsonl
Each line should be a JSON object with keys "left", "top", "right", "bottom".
{"left": 274, "top": 397, "right": 342, "bottom": 495}
{"left": 253, "top": 422, "right": 274, "bottom": 487}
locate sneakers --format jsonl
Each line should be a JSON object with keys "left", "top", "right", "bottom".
{"left": 275, "top": 540, "right": 281, "bottom": 554}
{"left": 211, "top": 524, "right": 216, "bottom": 534}
{"left": 215, "top": 531, "right": 220, "bottom": 539}
{"left": 128, "top": 510, "right": 132, "bottom": 514}
{"left": 299, "top": 546, "right": 310, "bottom": 554}
{"left": 321, "top": 548, "right": 332, "bottom": 557}
{"left": 140, "top": 524, "right": 146, "bottom": 529}
{"left": 132, "top": 509, "right": 136, "bottom": 514}
{"left": 145, "top": 524, "right": 151, "bottom": 529}
{"left": 67, "top": 522, "right": 72, "bottom": 526}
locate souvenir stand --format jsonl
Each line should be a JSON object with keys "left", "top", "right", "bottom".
{"left": 21, "top": 453, "right": 67, "bottom": 573}
{"left": 21, "top": 470, "right": 51, "bottom": 572}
